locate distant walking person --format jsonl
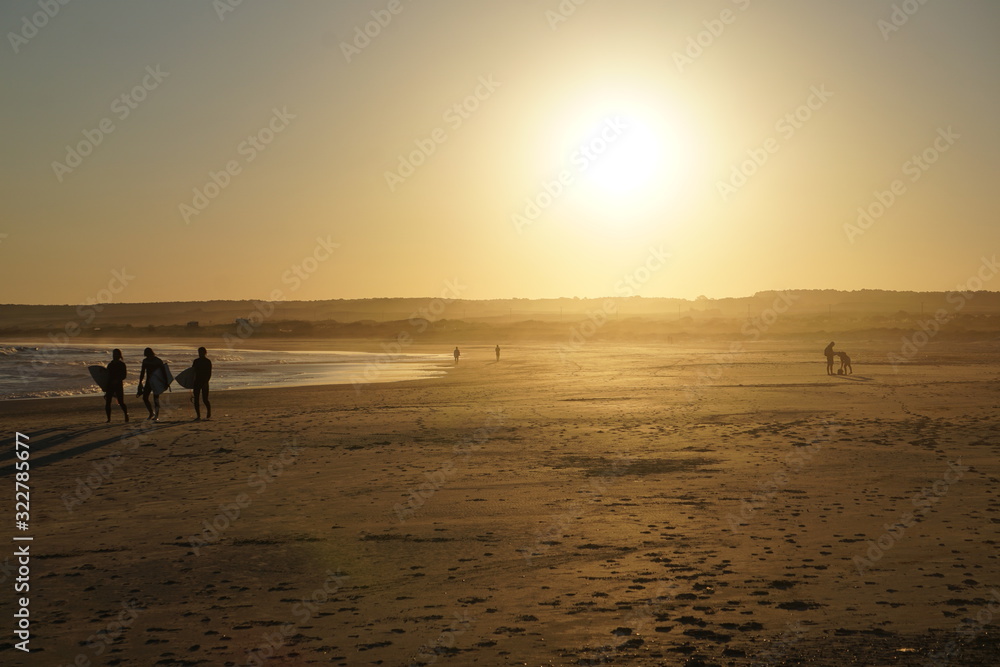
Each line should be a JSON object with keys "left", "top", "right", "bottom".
{"left": 495, "top": 345, "right": 501, "bottom": 362}
{"left": 837, "top": 351, "right": 852, "bottom": 375}
{"left": 823, "top": 341, "right": 836, "bottom": 376}
{"left": 104, "top": 348, "right": 129, "bottom": 423}
{"left": 138, "top": 347, "right": 167, "bottom": 421}
{"left": 453, "top": 346, "right": 461, "bottom": 364}
{"left": 192, "top": 347, "right": 212, "bottom": 421}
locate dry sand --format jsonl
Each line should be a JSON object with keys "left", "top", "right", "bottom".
{"left": 2, "top": 340, "right": 1000, "bottom": 666}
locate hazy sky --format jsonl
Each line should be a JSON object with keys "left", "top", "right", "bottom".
{"left": 2, "top": 1, "right": 998, "bottom": 304}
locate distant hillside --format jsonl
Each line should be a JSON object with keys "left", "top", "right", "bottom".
{"left": 0, "top": 290, "right": 1000, "bottom": 347}
{"left": 3, "top": 290, "right": 1000, "bottom": 329}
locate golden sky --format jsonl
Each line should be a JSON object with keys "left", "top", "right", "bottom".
{"left": 2, "top": 1, "right": 998, "bottom": 304}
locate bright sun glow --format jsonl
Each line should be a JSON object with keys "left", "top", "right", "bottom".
{"left": 583, "top": 120, "right": 665, "bottom": 195}
{"left": 564, "top": 112, "right": 686, "bottom": 227}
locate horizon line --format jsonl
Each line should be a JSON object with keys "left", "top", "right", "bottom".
{"left": 3, "top": 287, "right": 999, "bottom": 308}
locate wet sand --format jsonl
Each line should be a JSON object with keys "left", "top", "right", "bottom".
{"left": 2, "top": 340, "right": 1000, "bottom": 665}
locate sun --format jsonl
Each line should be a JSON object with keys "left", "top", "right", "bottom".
{"left": 566, "top": 114, "right": 684, "bottom": 226}
{"left": 582, "top": 119, "right": 665, "bottom": 195}
{"left": 542, "top": 93, "right": 693, "bottom": 231}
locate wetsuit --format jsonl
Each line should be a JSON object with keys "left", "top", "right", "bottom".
{"left": 141, "top": 356, "right": 166, "bottom": 397}
{"left": 192, "top": 356, "right": 212, "bottom": 419}
{"left": 105, "top": 358, "right": 128, "bottom": 421}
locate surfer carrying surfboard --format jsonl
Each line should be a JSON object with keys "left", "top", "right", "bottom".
{"left": 104, "top": 349, "right": 129, "bottom": 423}
{"left": 138, "top": 347, "right": 169, "bottom": 422}
{"left": 191, "top": 347, "right": 212, "bottom": 421}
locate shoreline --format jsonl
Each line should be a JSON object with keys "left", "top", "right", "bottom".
{"left": 0, "top": 338, "right": 457, "bottom": 401}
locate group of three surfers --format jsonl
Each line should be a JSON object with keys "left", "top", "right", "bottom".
{"left": 102, "top": 347, "right": 212, "bottom": 423}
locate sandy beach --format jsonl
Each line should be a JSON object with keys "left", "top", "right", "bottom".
{"left": 2, "top": 339, "right": 999, "bottom": 666}
{"left": 7, "top": 0, "right": 1000, "bottom": 664}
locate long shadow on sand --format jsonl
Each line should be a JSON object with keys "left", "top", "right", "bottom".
{"left": 1, "top": 424, "right": 117, "bottom": 463}
{"left": 835, "top": 375, "right": 873, "bottom": 382}
{"left": 1, "top": 422, "right": 186, "bottom": 471}
{"left": 0, "top": 424, "right": 114, "bottom": 461}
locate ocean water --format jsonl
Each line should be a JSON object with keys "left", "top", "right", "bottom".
{"left": 0, "top": 342, "right": 449, "bottom": 400}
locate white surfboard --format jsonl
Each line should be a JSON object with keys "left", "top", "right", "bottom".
{"left": 149, "top": 363, "right": 174, "bottom": 395}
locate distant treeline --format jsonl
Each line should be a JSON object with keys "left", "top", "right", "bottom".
{"left": 3, "top": 290, "right": 1000, "bottom": 347}
{"left": 3, "top": 310, "right": 1000, "bottom": 344}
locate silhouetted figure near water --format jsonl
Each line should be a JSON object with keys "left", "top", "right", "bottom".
{"left": 837, "top": 351, "right": 852, "bottom": 375}
{"left": 824, "top": 341, "right": 836, "bottom": 375}
{"left": 138, "top": 347, "right": 167, "bottom": 421}
{"left": 453, "top": 347, "right": 461, "bottom": 364}
{"left": 192, "top": 347, "right": 212, "bottom": 421}
{"left": 495, "top": 345, "right": 501, "bottom": 362}
{"left": 105, "top": 348, "right": 129, "bottom": 423}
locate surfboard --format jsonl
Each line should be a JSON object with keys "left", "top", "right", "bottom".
{"left": 88, "top": 365, "right": 110, "bottom": 392}
{"left": 174, "top": 367, "right": 196, "bottom": 390}
{"left": 149, "top": 363, "right": 174, "bottom": 395}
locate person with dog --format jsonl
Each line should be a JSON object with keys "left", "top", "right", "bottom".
{"left": 837, "top": 351, "right": 852, "bottom": 375}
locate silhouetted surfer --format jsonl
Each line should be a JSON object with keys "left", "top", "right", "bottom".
{"left": 105, "top": 348, "right": 129, "bottom": 423}
{"left": 192, "top": 347, "right": 212, "bottom": 421}
{"left": 138, "top": 347, "right": 166, "bottom": 421}
{"left": 823, "top": 341, "right": 836, "bottom": 376}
